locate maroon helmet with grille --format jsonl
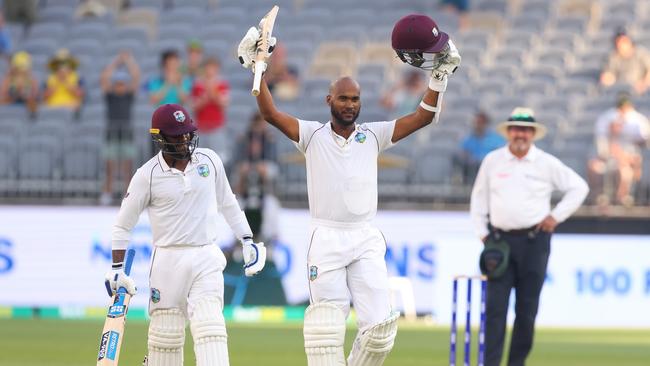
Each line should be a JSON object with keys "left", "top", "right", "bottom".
{"left": 391, "top": 14, "right": 450, "bottom": 69}
{"left": 149, "top": 104, "right": 198, "bottom": 159}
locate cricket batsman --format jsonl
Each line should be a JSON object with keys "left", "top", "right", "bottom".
{"left": 237, "top": 13, "right": 461, "bottom": 365}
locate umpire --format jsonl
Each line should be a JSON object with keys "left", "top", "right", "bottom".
{"left": 470, "top": 107, "right": 589, "bottom": 366}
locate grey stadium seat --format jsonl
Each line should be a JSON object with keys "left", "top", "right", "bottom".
{"left": 62, "top": 141, "right": 101, "bottom": 196}
{"left": 18, "top": 138, "right": 60, "bottom": 196}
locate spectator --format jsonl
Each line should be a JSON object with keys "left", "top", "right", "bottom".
{"left": 99, "top": 50, "right": 141, "bottom": 206}
{"left": 191, "top": 56, "right": 229, "bottom": 150}
{"left": 184, "top": 39, "right": 204, "bottom": 81}
{"left": 588, "top": 93, "right": 650, "bottom": 206}
{"left": 43, "top": 49, "right": 85, "bottom": 111}
{"left": 3, "top": 0, "right": 37, "bottom": 29}
{"left": 440, "top": 0, "right": 469, "bottom": 30}
{"left": 0, "top": 11, "right": 12, "bottom": 59}
{"left": 75, "top": 0, "right": 107, "bottom": 19}
{"left": 235, "top": 112, "right": 277, "bottom": 197}
{"left": 600, "top": 29, "right": 650, "bottom": 95}
{"left": 148, "top": 49, "right": 191, "bottom": 106}
{"left": 0, "top": 51, "right": 39, "bottom": 115}
{"left": 453, "top": 111, "right": 505, "bottom": 184}
{"left": 381, "top": 69, "right": 426, "bottom": 119}
{"left": 265, "top": 43, "right": 300, "bottom": 101}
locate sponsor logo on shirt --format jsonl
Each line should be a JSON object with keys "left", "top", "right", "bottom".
{"left": 150, "top": 288, "right": 161, "bottom": 303}
{"left": 309, "top": 265, "right": 318, "bottom": 281}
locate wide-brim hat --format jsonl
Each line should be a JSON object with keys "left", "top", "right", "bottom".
{"left": 496, "top": 107, "right": 547, "bottom": 141}
{"left": 48, "top": 48, "right": 79, "bottom": 71}
{"left": 479, "top": 238, "right": 510, "bottom": 280}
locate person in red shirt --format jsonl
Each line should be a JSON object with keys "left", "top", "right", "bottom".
{"left": 192, "top": 57, "right": 229, "bottom": 142}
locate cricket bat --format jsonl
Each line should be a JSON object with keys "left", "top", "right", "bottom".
{"left": 96, "top": 248, "right": 136, "bottom": 366}
{"left": 251, "top": 5, "right": 279, "bottom": 96}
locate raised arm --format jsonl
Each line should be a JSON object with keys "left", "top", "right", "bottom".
{"left": 238, "top": 26, "right": 299, "bottom": 142}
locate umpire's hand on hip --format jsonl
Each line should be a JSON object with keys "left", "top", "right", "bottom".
{"left": 242, "top": 237, "right": 266, "bottom": 277}
{"left": 536, "top": 215, "right": 558, "bottom": 233}
{"left": 104, "top": 264, "right": 137, "bottom": 296}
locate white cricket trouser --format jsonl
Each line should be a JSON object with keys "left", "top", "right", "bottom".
{"left": 307, "top": 221, "right": 392, "bottom": 332}
{"left": 148, "top": 244, "right": 227, "bottom": 316}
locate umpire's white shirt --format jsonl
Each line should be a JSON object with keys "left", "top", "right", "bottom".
{"left": 112, "top": 148, "right": 252, "bottom": 250}
{"left": 295, "top": 120, "right": 396, "bottom": 226}
{"left": 470, "top": 145, "right": 589, "bottom": 239}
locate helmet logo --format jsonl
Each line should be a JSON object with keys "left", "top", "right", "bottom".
{"left": 173, "top": 110, "right": 186, "bottom": 123}
{"left": 432, "top": 27, "right": 439, "bottom": 37}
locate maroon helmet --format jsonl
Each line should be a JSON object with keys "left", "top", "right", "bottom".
{"left": 391, "top": 14, "right": 450, "bottom": 70}
{"left": 149, "top": 104, "right": 198, "bottom": 159}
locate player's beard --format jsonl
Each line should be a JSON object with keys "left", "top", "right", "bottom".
{"left": 331, "top": 105, "right": 360, "bottom": 126}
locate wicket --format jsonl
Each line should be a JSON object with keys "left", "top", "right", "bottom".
{"left": 449, "top": 275, "right": 487, "bottom": 366}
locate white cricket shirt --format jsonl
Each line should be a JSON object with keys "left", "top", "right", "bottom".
{"left": 112, "top": 148, "right": 252, "bottom": 250}
{"left": 295, "top": 120, "right": 396, "bottom": 226}
{"left": 470, "top": 145, "right": 589, "bottom": 239}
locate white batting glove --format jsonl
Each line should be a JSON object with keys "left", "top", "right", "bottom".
{"left": 242, "top": 237, "right": 266, "bottom": 277}
{"left": 429, "top": 39, "right": 462, "bottom": 91}
{"left": 104, "top": 263, "right": 137, "bottom": 296}
{"left": 237, "top": 26, "right": 277, "bottom": 70}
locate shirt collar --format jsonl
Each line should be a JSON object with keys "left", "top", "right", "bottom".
{"left": 504, "top": 144, "right": 538, "bottom": 162}
{"left": 327, "top": 121, "right": 359, "bottom": 143}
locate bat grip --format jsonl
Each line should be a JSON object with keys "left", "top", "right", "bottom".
{"left": 251, "top": 61, "right": 266, "bottom": 96}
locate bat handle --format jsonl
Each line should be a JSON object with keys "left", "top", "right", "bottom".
{"left": 123, "top": 248, "right": 136, "bottom": 276}
{"left": 251, "top": 61, "right": 266, "bottom": 96}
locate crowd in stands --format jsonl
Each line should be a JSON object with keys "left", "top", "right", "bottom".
{"left": 0, "top": 0, "right": 649, "bottom": 210}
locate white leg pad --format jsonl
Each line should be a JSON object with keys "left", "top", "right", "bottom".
{"left": 189, "top": 298, "right": 229, "bottom": 366}
{"left": 347, "top": 312, "right": 399, "bottom": 366}
{"left": 303, "top": 303, "right": 347, "bottom": 366}
{"left": 147, "top": 309, "right": 186, "bottom": 366}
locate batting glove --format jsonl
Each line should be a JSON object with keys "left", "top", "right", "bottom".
{"left": 237, "top": 26, "right": 277, "bottom": 70}
{"left": 429, "top": 39, "right": 462, "bottom": 92}
{"left": 242, "top": 237, "right": 266, "bottom": 277}
{"left": 104, "top": 262, "right": 137, "bottom": 296}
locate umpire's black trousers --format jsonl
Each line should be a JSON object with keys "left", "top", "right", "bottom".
{"left": 485, "top": 229, "right": 551, "bottom": 366}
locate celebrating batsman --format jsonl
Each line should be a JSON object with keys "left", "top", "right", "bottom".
{"left": 238, "top": 13, "right": 461, "bottom": 366}
{"left": 105, "top": 104, "right": 266, "bottom": 366}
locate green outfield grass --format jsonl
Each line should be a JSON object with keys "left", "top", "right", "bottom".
{"left": 0, "top": 319, "right": 648, "bottom": 365}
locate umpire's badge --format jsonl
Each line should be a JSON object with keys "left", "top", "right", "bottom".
{"left": 354, "top": 132, "right": 366, "bottom": 143}
{"left": 150, "top": 288, "right": 161, "bottom": 303}
{"left": 197, "top": 164, "right": 210, "bottom": 177}
{"left": 309, "top": 265, "right": 318, "bottom": 281}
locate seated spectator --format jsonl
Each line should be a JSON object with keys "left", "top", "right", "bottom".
{"left": 0, "top": 11, "right": 12, "bottom": 59}
{"left": 0, "top": 51, "right": 39, "bottom": 115}
{"left": 191, "top": 56, "right": 229, "bottom": 150}
{"left": 43, "top": 49, "right": 85, "bottom": 111}
{"left": 184, "top": 39, "right": 204, "bottom": 82}
{"left": 3, "top": 0, "right": 37, "bottom": 29}
{"left": 99, "top": 50, "right": 140, "bottom": 206}
{"left": 75, "top": 0, "right": 107, "bottom": 19}
{"left": 453, "top": 111, "right": 505, "bottom": 184}
{"left": 440, "top": 0, "right": 469, "bottom": 30}
{"left": 600, "top": 29, "right": 650, "bottom": 95}
{"left": 381, "top": 69, "right": 426, "bottom": 119}
{"left": 235, "top": 112, "right": 277, "bottom": 196}
{"left": 588, "top": 93, "right": 650, "bottom": 206}
{"left": 148, "top": 49, "right": 191, "bottom": 106}
{"left": 265, "top": 43, "right": 300, "bottom": 101}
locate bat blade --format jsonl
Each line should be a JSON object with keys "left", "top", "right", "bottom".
{"left": 252, "top": 5, "right": 279, "bottom": 96}
{"left": 96, "top": 249, "right": 136, "bottom": 366}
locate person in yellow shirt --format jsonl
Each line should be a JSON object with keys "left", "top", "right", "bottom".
{"left": 43, "top": 48, "right": 84, "bottom": 110}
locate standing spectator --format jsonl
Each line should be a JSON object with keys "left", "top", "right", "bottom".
{"left": 600, "top": 29, "right": 650, "bottom": 95}
{"left": 588, "top": 93, "right": 650, "bottom": 206}
{"left": 0, "top": 51, "right": 39, "bottom": 115}
{"left": 184, "top": 39, "right": 204, "bottom": 81}
{"left": 453, "top": 111, "right": 505, "bottom": 184}
{"left": 99, "top": 50, "right": 141, "bottom": 206}
{"left": 191, "top": 57, "right": 229, "bottom": 150}
{"left": 43, "top": 49, "right": 85, "bottom": 111}
{"left": 470, "top": 107, "right": 589, "bottom": 366}
{"left": 2, "top": 0, "right": 37, "bottom": 29}
{"left": 0, "top": 11, "right": 12, "bottom": 59}
{"left": 234, "top": 112, "right": 277, "bottom": 196}
{"left": 381, "top": 69, "right": 426, "bottom": 119}
{"left": 265, "top": 43, "right": 300, "bottom": 101}
{"left": 148, "top": 49, "right": 191, "bottom": 106}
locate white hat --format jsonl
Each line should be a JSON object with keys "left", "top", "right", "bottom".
{"left": 496, "top": 107, "right": 547, "bottom": 141}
